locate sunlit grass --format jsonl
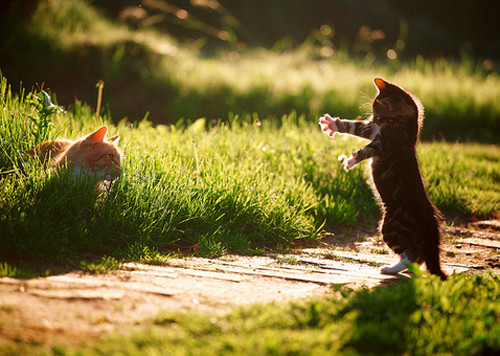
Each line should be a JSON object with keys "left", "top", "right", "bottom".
{"left": 420, "top": 142, "right": 500, "bottom": 217}
{"left": 13, "top": 0, "right": 500, "bottom": 142}
{"left": 162, "top": 48, "right": 500, "bottom": 141}
{"left": 1, "top": 0, "right": 499, "bottom": 271}
{"left": 79, "top": 256, "right": 122, "bottom": 275}
{"left": 0, "top": 262, "right": 19, "bottom": 277}
{"left": 1, "top": 74, "right": 499, "bottom": 273}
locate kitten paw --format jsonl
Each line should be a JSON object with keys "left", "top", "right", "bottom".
{"left": 344, "top": 152, "right": 358, "bottom": 170}
{"left": 337, "top": 154, "right": 348, "bottom": 163}
{"left": 380, "top": 254, "right": 412, "bottom": 275}
{"left": 319, "top": 114, "right": 340, "bottom": 137}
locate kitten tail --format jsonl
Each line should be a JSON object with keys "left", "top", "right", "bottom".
{"left": 424, "top": 246, "right": 447, "bottom": 281}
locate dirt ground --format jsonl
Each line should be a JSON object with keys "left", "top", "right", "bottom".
{"left": 0, "top": 220, "right": 498, "bottom": 348}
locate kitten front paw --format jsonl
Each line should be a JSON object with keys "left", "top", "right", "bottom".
{"left": 319, "top": 114, "right": 340, "bottom": 138}
{"left": 344, "top": 152, "right": 358, "bottom": 170}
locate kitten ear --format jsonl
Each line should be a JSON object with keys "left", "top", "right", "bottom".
{"left": 374, "top": 78, "right": 387, "bottom": 91}
{"left": 85, "top": 126, "right": 108, "bottom": 146}
{"left": 108, "top": 135, "right": 119, "bottom": 143}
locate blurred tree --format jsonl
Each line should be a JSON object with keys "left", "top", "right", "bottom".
{"left": 95, "top": 0, "right": 500, "bottom": 60}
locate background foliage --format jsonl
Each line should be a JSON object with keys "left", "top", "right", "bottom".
{"left": 0, "top": 0, "right": 499, "bottom": 142}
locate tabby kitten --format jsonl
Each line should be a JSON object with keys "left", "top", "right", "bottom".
{"left": 32, "top": 126, "right": 121, "bottom": 181}
{"left": 319, "top": 78, "right": 446, "bottom": 280}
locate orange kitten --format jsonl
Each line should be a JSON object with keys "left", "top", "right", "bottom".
{"left": 32, "top": 126, "right": 121, "bottom": 181}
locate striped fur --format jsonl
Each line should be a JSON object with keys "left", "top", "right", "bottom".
{"left": 319, "top": 78, "right": 446, "bottom": 280}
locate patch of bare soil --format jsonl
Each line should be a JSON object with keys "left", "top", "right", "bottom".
{"left": 0, "top": 220, "right": 498, "bottom": 348}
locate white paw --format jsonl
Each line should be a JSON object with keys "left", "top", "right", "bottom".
{"left": 380, "top": 255, "right": 412, "bottom": 275}
{"left": 319, "top": 114, "right": 340, "bottom": 137}
{"left": 344, "top": 152, "right": 358, "bottom": 171}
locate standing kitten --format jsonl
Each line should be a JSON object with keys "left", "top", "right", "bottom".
{"left": 32, "top": 126, "right": 121, "bottom": 181}
{"left": 319, "top": 78, "right": 446, "bottom": 280}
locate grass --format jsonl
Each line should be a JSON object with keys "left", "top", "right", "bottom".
{"left": 0, "top": 262, "right": 19, "bottom": 278}
{"left": 0, "top": 73, "right": 499, "bottom": 274}
{"left": 79, "top": 256, "right": 122, "bottom": 275}
{"left": 420, "top": 142, "right": 500, "bottom": 217}
{"left": 2, "top": 0, "right": 500, "bottom": 142}
{"left": 162, "top": 50, "right": 500, "bottom": 141}
{"left": 0, "top": 2, "right": 499, "bottom": 353}
{"left": 2, "top": 272, "right": 492, "bottom": 355}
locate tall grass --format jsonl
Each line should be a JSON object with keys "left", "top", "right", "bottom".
{"left": 2, "top": 0, "right": 500, "bottom": 142}
{"left": 420, "top": 142, "right": 500, "bottom": 217}
{"left": 1, "top": 74, "right": 499, "bottom": 271}
{"left": 164, "top": 48, "right": 500, "bottom": 141}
